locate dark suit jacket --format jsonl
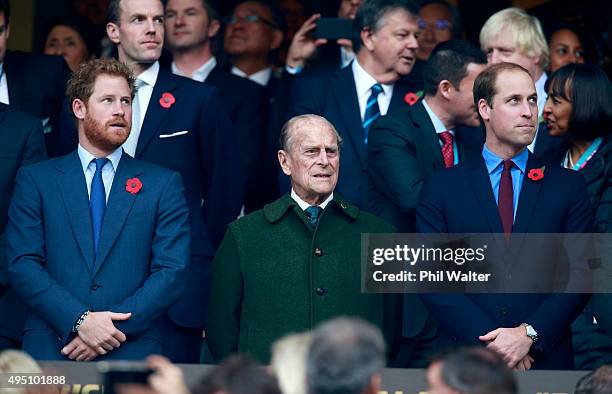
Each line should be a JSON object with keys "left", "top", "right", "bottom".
{"left": 0, "top": 105, "right": 47, "bottom": 346}
{"left": 367, "top": 99, "right": 484, "bottom": 232}
{"left": 4, "top": 51, "right": 71, "bottom": 156}
{"left": 57, "top": 67, "right": 243, "bottom": 329}
{"left": 205, "top": 66, "right": 276, "bottom": 212}
{"left": 290, "top": 64, "right": 421, "bottom": 208}
{"left": 416, "top": 153, "right": 593, "bottom": 369}
{"left": 6, "top": 151, "right": 190, "bottom": 360}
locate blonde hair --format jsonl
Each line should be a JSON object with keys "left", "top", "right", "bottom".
{"left": 0, "top": 350, "right": 43, "bottom": 394}
{"left": 270, "top": 333, "right": 311, "bottom": 394}
{"left": 479, "top": 8, "right": 549, "bottom": 69}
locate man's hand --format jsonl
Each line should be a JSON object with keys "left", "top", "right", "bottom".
{"left": 77, "top": 311, "right": 131, "bottom": 354}
{"left": 479, "top": 326, "right": 533, "bottom": 368}
{"left": 286, "top": 14, "right": 328, "bottom": 69}
{"left": 61, "top": 336, "right": 100, "bottom": 361}
{"left": 513, "top": 354, "right": 535, "bottom": 371}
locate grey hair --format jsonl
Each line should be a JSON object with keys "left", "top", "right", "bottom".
{"left": 279, "top": 114, "right": 343, "bottom": 152}
{"left": 306, "top": 317, "right": 385, "bottom": 394}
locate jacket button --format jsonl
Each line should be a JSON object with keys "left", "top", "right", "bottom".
{"left": 500, "top": 307, "right": 508, "bottom": 316}
{"left": 314, "top": 248, "right": 323, "bottom": 257}
{"left": 316, "top": 287, "right": 326, "bottom": 296}
{"left": 90, "top": 283, "right": 102, "bottom": 291}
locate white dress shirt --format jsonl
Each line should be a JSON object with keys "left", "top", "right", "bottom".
{"left": 171, "top": 57, "right": 217, "bottom": 83}
{"left": 352, "top": 60, "right": 393, "bottom": 121}
{"left": 231, "top": 65, "right": 272, "bottom": 87}
{"left": 122, "top": 61, "right": 159, "bottom": 156}
{"left": 0, "top": 63, "right": 8, "bottom": 105}
{"left": 291, "top": 189, "right": 333, "bottom": 211}
{"left": 78, "top": 144, "right": 123, "bottom": 202}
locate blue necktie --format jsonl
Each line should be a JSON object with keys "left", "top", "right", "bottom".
{"left": 362, "top": 83, "right": 383, "bottom": 144}
{"left": 90, "top": 158, "right": 109, "bottom": 253}
{"left": 305, "top": 206, "right": 323, "bottom": 228}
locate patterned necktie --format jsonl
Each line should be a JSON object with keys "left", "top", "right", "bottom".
{"left": 123, "top": 78, "right": 145, "bottom": 157}
{"left": 305, "top": 206, "right": 323, "bottom": 228}
{"left": 498, "top": 160, "right": 514, "bottom": 237}
{"left": 90, "top": 158, "right": 109, "bottom": 253}
{"left": 439, "top": 131, "right": 454, "bottom": 168}
{"left": 362, "top": 83, "right": 383, "bottom": 144}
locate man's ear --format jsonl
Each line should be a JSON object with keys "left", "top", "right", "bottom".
{"left": 107, "top": 22, "right": 121, "bottom": 45}
{"left": 208, "top": 19, "right": 221, "bottom": 39}
{"left": 477, "top": 98, "right": 491, "bottom": 122}
{"left": 278, "top": 150, "right": 292, "bottom": 176}
{"left": 270, "top": 30, "right": 284, "bottom": 51}
{"left": 361, "top": 28, "right": 375, "bottom": 52}
{"left": 438, "top": 79, "right": 453, "bottom": 100}
{"left": 5, "top": 23, "right": 9, "bottom": 40}
{"left": 72, "top": 99, "right": 87, "bottom": 121}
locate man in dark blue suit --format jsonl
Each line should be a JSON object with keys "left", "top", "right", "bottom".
{"left": 57, "top": 0, "right": 244, "bottom": 362}
{"left": 0, "top": 105, "right": 47, "bottom": 350}
{"left": 6, "top": 59, "right": 189, "bottom": 361}
{"left": 416, "top": 62, "right": 592, "bottom": 369}
{"left": 291, "top": 0, "right": 422, "bottom": 209}
{"left": 163, "top": 0, "right": 275, "bottom": 212}
{"left": 0, "top": 0, "right": 71, "bottom": 157}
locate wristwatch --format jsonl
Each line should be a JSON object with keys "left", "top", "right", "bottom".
{"left": 521, "top": 323, "right": 538, "bottom": 343}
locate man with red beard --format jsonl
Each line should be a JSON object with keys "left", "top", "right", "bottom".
{"left": 5, "top": 59, "right": 190, "bottom": 361}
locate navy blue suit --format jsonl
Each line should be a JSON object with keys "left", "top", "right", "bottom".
{"left": 57, "top": 68, "right": 244, "bottom": 338}
{"left": 0, "top": 105, "right": 47, "bottom": 349}
{"left": 416, "top": 152, "right": 593, "bottom": 369}
{"left": 290, "top": 64, "right": 420, "bottom": 208}
{"left": 4, "top": 51, "right": 71, "bottom": 156}
{"left": 6, "top": 151, "right": 190, "bottom": 360}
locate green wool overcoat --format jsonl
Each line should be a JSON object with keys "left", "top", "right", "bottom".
{"left": 207, "top": 193, "right": 398, "bottom": 363}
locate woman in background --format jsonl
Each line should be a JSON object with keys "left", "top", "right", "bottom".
{"left": 544, "top": 62, "right": 612, "bottom": 369}
{"left": 43, "top": 15, "right": 98, "bottom": 72}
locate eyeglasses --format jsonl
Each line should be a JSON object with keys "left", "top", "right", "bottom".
{"left": 226, "top": 14, "right": 278, "bottom": 29}
{"left": 418, "top": 19, "right": 451, "bottom": 31}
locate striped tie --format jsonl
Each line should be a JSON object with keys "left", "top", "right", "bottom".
{"left": 363, "top": 83, "right": 383, "bottom": 144}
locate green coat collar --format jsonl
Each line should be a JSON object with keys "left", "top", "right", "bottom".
{"left": 263, "top": 193, "right": 359, "bottom": 223}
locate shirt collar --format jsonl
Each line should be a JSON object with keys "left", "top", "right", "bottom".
{"left": 291, "top": 189, "right": 334, "bottom": 211}
{"left": 78, "top": 144, "right": 123, "bottom": 173}
{"left": 422, "top": 98, "right": 453, "bottom": 135}
{"left": 230, "top": 65, "right": 272, "bottom": 86}
{"left": 352, "top": 60, "right": 393, "bottom": 99}
{"left": 171, "top": 57, "right": 217, "bottom": 82}
{"left": 482, "top": 143, "right": 529, "bottom": 175}
{"left": 136, "top": 61, "right": 160, "bottom": 87}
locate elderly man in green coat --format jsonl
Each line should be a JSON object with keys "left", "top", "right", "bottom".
{"left": 207, "top": 114, "right": 398, "bottom": 363}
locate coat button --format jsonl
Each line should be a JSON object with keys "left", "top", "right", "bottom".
{"left": 90, "top": 283, "right": 102, "bottom": 291}
{"left": 314, "top": 248, "right": 323, "bottom": 257}
{"left": 500, "top": 307, "right": 508, "bottom": 316}
{"left": 316, "top": 287, "right": 327, "bottom": 296}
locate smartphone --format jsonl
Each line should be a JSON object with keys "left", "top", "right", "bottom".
{"left": 99, "top": 362, "right": 154, "bottom": 394}
{"left": 313, "top": 18, "right": 353, "bottom": 40}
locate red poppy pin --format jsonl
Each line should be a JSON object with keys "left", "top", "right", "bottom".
{"left": 404, "top": 92, "right": 418, "bottom": 106}
{"left": 527, "top": 166, "right": 545, "bottom": 181}
{"left": 126, "top": 177, "right": 143, "bottom": 194}
{"left": 159, "top": 92, "right": 176, "bottom": 109}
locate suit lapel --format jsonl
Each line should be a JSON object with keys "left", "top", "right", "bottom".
{"left": 4, "top": 53, "right": 23, "bottom": 108}
{"left": 135, "top": 68, "right": 179, "bottom": 157}
{"left": 467, "top": 157, "right": 504, "bottom": 233}
{"left": 56, "top": 151, "right": 94, "bottom": 273}
{"left": 331, "top": 67, "right": 367, "bottom": 166}
{"left": 93, "top": 153, "right": 143, "bottom": 276}
{"left": 412, "top": 100, "right": 445, "bottom": 169}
